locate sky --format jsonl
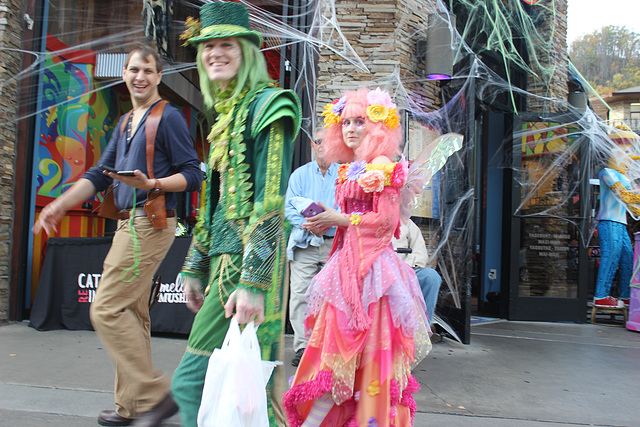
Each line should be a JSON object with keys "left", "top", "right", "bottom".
{"left": 566, "top": 0, "right": 640, "bottom": 45}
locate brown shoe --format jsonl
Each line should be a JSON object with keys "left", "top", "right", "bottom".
{"left": 98, "top": 409, "right": 134, "bottom": 426}
{"left": 131, "top": 394, "right": 178, "bottom": 427}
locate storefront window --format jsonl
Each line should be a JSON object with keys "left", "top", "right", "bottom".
{"left": 47, "top": 0, "right": 145, "bottom": 51}
{"left": 517, "top": 122, "right": 581, "bottom": 298}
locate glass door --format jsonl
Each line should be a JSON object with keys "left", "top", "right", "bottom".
{"left": 508, "top": 115, "right": 589, "bottom": 321}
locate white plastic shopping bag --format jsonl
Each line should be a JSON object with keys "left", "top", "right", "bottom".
{"left": 197, "top": 318, "right": 278, "bottom": 427}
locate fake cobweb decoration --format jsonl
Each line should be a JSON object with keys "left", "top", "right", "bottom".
{"left": 4, "top": 0, "right": 638, "bottom": 327}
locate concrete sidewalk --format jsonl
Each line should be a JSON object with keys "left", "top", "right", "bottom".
{"left": 1, "top": 319, "right": 639, "bottom": 426}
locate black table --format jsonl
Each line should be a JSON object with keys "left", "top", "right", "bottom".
{"left": 30, "top": 236, "right": 196, "bottom": 335}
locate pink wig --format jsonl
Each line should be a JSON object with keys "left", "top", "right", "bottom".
{"left": 322, "top": 87, "right": 402, "bottom": 163}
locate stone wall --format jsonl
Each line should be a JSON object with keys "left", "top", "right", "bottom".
{"left": 316, "top": 0, "right": 570, "bottom": 117}
{"left": 0, "top": 0, "right": 22, "bottom": 320}
{"left": 527, "top": 0, "right": 569, "bottom": 113}
{"left": 316, "top": 0, "right": 440, "bottom": 119}
{"left": 609, "top": 99, "right": 640, "bottom": 122}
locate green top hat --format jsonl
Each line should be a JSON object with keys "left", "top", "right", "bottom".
{"left": 186, "top": 1, "right": 262, "bottom": 47}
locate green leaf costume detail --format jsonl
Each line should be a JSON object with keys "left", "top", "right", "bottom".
{"left": 182, "top": 82, "right": 301, "bottom": 296}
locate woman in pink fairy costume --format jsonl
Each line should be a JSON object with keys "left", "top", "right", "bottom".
{"left": 283, "top": 87, "right": 432, "bottom": 427}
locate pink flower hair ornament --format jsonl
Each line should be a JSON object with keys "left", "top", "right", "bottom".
{"left": 322, "top": 87, "right": 401, "bottom": 130}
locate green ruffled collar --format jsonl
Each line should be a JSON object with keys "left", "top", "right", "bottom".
{"left": 208, "top": 81, "right": 248, "bottom": 172}
{"left": 214, "top": 80, "right": 239, "bottom": 114}
{"left": 208, "top": 82, "right": 272, "bottom": 220}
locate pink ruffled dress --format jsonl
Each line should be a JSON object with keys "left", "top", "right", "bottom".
{"left": 283, "top": 161, "right": 432, "bottom": 427}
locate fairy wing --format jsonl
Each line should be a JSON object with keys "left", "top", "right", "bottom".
{"left": 400, "top": 133, "right": 464, "bottom": 222}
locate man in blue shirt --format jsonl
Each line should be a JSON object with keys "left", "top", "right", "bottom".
{"left": 285, "top": 130, "right": 339, "bottom": 367}
{"left": 33, "top": 45, "right": 202, "bottom": 427}
{"left": 392, "top": 219, "right": 442, "bottom": 324}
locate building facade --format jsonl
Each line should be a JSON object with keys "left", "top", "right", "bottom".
{"left": 5, "top": 0, "right": 604, "bottom": 342}
{"left": 0, "top": 0, "right": 24, "bottom": 320}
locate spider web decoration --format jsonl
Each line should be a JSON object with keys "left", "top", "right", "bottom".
{"left": 7, "top": 0, "right": 640, "bottom": 317}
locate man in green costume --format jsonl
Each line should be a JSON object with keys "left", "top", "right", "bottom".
{"left": 171, "top": 2, "right": 301, "bottom": 426}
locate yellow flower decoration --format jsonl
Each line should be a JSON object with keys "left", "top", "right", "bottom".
{"left": 383, "top": 163, "right": 395, "bottom": 186}
{"left": 383, "top": 108, "right": 400, "bottom": 129}
{"left": 180, "top": 16, "right": 201, "bottom": 46}
{"left": 322, "top": 103, "right": 341, "bottom": 127}
{"left": 366, "top": 105, "right": 389, "bottom": 123}
{"left": 350, "top": 213, "right": 362, "bottom": 225}
{"left": 367, "top": 380, "right": 381, "bottom": 396}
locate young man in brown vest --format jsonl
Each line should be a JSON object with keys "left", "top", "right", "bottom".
{"left": 33, "top": 45, "right": 202, "bottom": 427}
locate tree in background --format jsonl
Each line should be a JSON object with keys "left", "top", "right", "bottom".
{"left": 570, "top": 25, "right": 640, "bottom": 94}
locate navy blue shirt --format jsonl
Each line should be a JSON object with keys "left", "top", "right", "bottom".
{"left": 84, "top": 102, "right": 202, "bottom": 210}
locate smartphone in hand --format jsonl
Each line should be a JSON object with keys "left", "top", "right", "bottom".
{"left": 301, "top": 202, "right": 324, "bottom": 218}
{"left": 99, "top": 164, "right": 136, "bottom": 176}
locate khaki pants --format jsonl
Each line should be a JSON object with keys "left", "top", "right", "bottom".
{"left": 288, "top": 238, "right": 333, "bottom": 352}
{"left": 90, "top": 217, "right": 176, "bottom": 418}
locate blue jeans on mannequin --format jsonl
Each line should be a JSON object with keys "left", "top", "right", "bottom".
{"left": 414, "top": 267, "right": 442, "bottom": 323}
{"left": 595, "top": 220, "right": 632, "bottom": 300}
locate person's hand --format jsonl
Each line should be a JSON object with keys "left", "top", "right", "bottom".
{"left": 182, "top": 275, "right": 204, "bottom": 313}
{"left": 309, "top": 228, "right": 327, "bottom": 236}
{"left": 103, "top": 169, "right": 155, "bottom": 191}
{"left": 224, "top": 287, "right": 265, "bottom": 325}
{"left": 301, "top": 201, "right": 349, "bottom": 235}
{"left": 32, "top": 199, "right": 66, "bottom": 236}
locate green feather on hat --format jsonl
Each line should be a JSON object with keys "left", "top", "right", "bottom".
{"left": 180, "top": 1, "right": 263, "bottom": 47}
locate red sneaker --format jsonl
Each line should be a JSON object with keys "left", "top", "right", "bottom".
{"left": 594, "top": 296, "right": 622, "bottom": 307}
{"left": 621, "top": 298, "right": 630, "bottom": 307}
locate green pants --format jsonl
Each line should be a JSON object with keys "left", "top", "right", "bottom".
{"left": 171, "top": 253, "right": 288, "bottom": 426}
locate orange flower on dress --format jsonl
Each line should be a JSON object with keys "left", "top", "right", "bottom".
{"left": 358, "top": 170, "right": 385, "bottom": 193}
{"left": 367, "top": 380, "right": 381, "bottom": 396}
{"left": 337, "top": 163, "right": 349, "bottom": 183}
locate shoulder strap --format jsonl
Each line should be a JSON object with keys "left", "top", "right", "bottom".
{"left": 145, "top": 100, "right": 169, "bottom": 179}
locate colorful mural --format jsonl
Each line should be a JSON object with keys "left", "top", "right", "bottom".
{"left": 35, "top": 36, "right": 129, "bottom": 203}
{"left": 30, "top": 36, "right": 198, "bottom": 302}
{"left": 31, "top": 36, "right": 130, "bottom": 301}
